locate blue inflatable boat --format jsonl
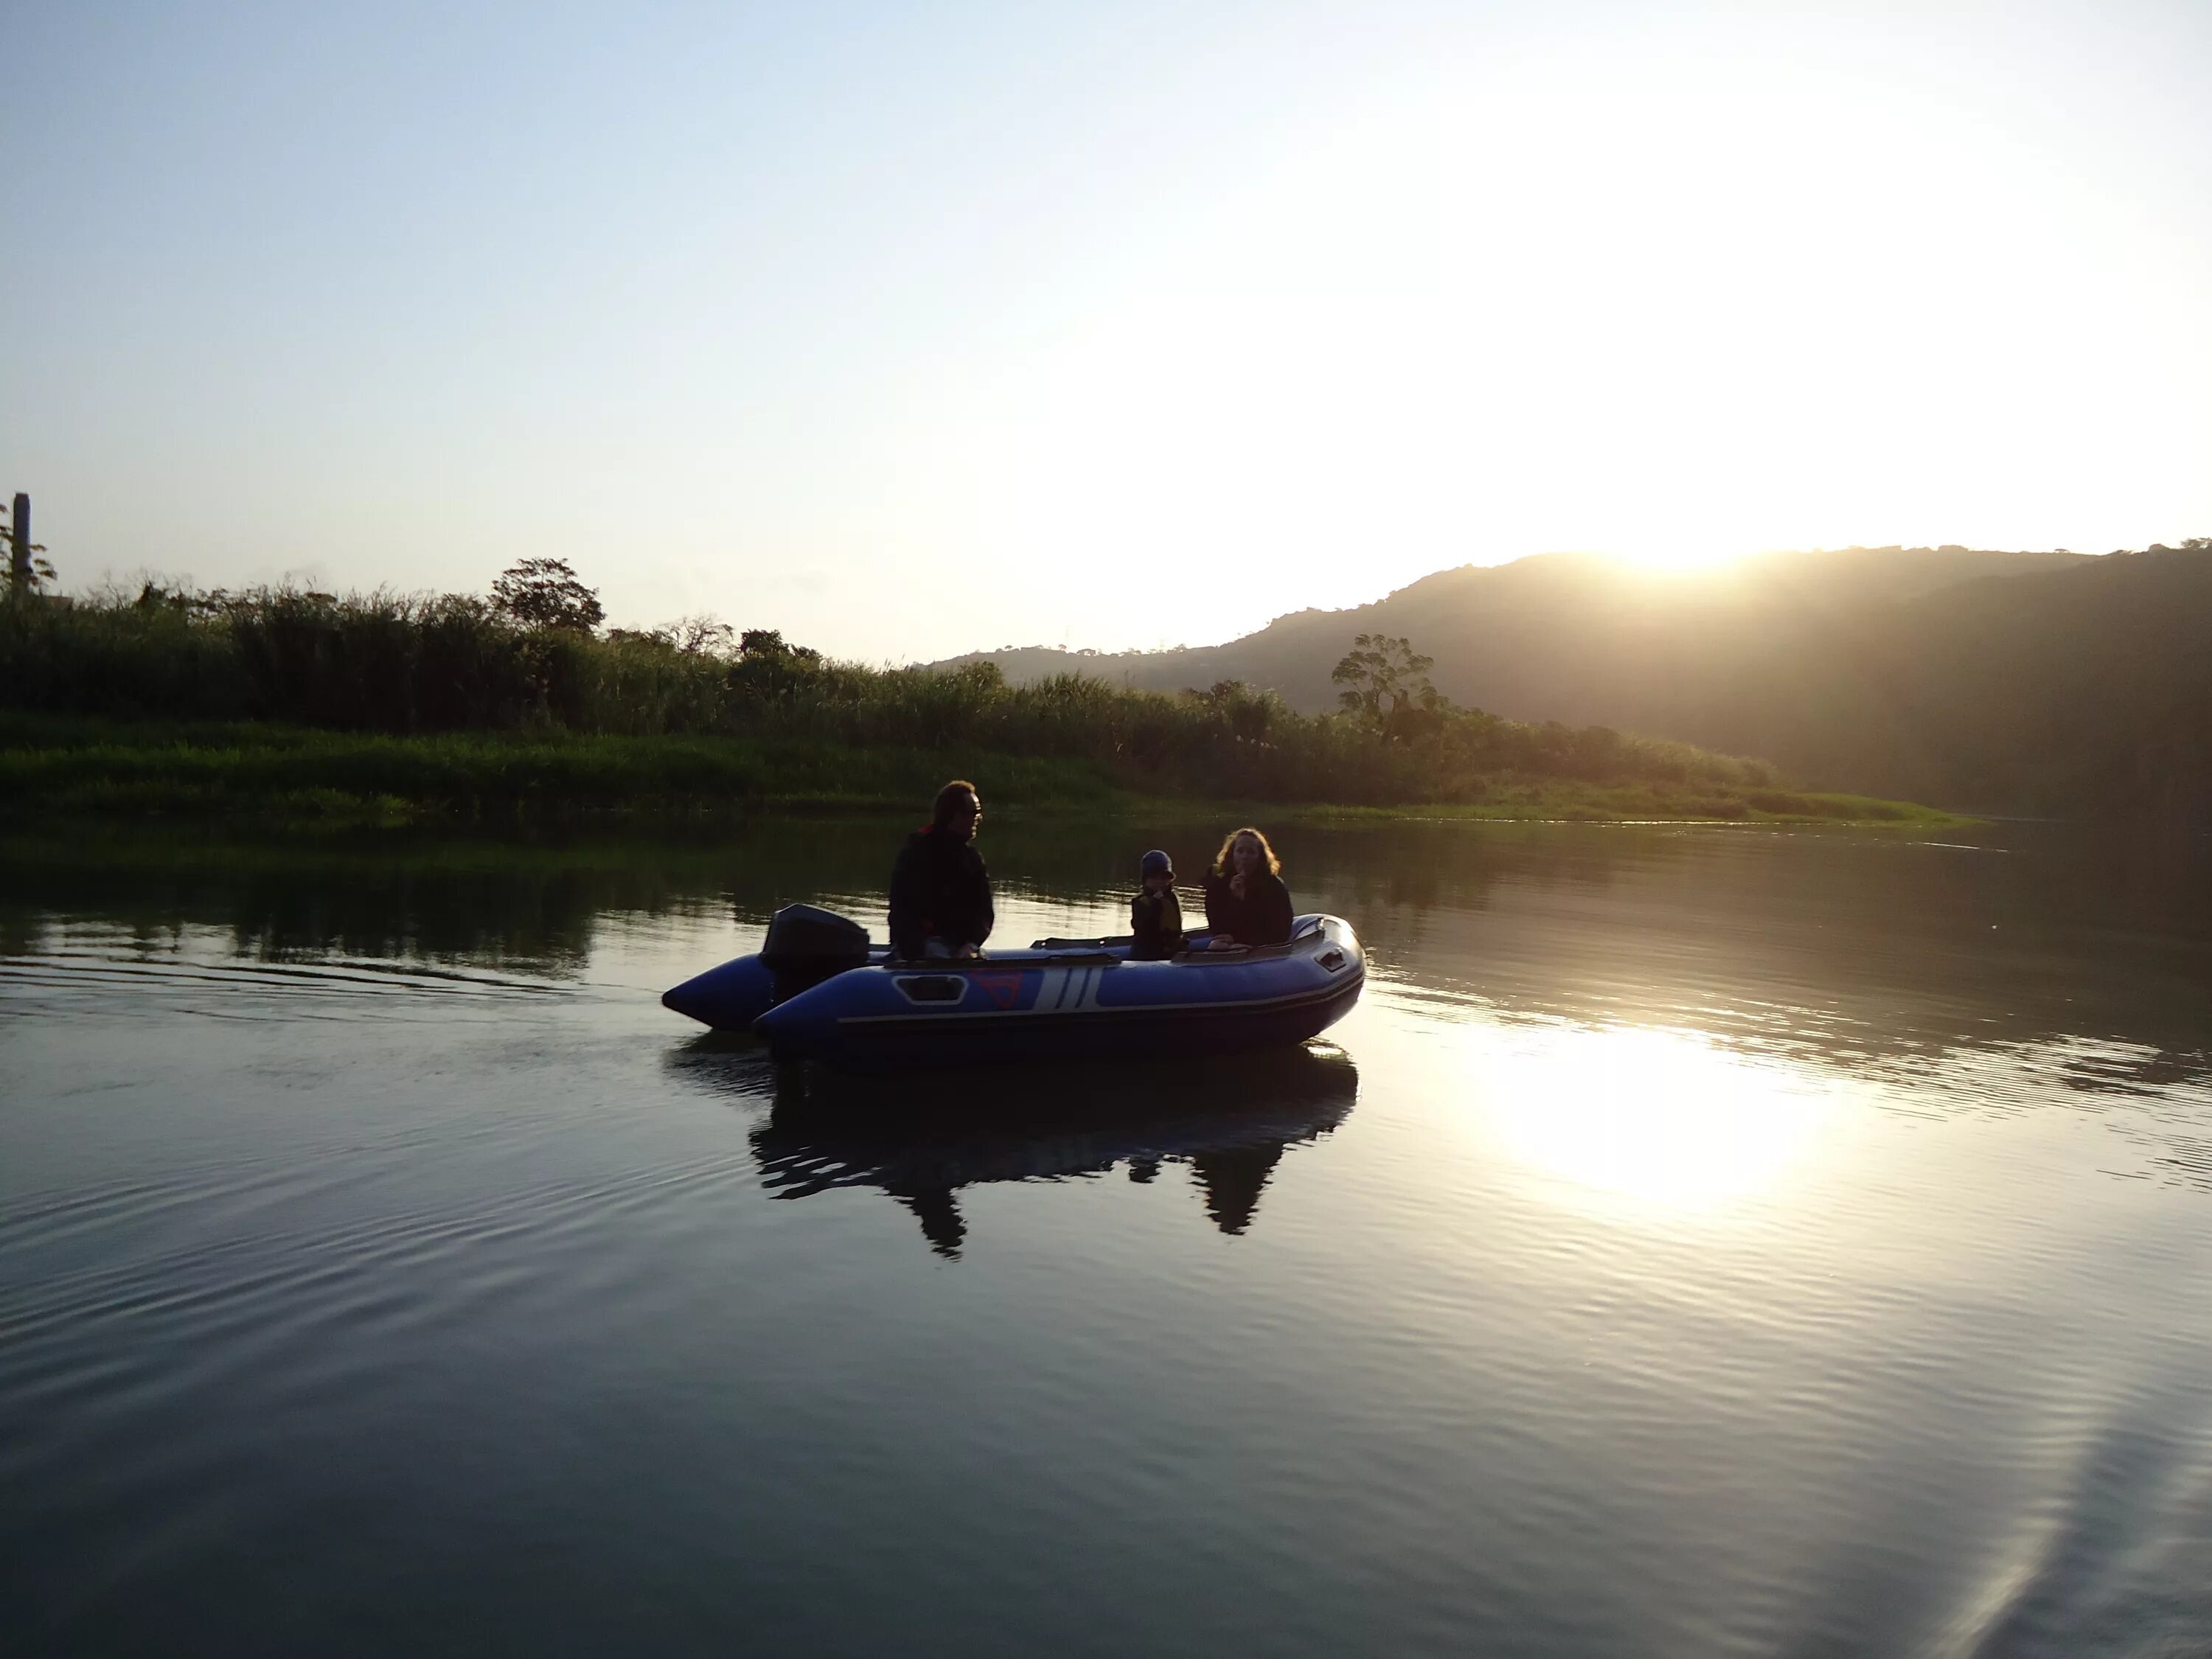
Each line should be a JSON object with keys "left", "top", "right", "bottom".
{"left": 662, "top": 905, "right": 1365, "bottom": 1070}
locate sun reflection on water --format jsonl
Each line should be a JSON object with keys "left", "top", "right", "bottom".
{"left": 1471, "top": 1022, "right": 1837, "bottom": 1214}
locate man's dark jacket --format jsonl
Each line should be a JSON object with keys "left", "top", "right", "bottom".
{"left": 888, "top": 827, "right": 994, "bottom": 959}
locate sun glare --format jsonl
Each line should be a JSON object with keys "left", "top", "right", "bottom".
{"left": 1590, "top": 544, "right": 1764, "bottom": 575}
{"left": 1474, "top": 1024, "right": 1834, "bottom": 1214}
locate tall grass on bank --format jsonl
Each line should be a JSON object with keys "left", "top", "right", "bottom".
{"left": 0, "top": 717, "right": 1947, "bottom": 824}
{"left": 4, "top": 585, "right": 1809, "bottom": 809}
{"left": 0, "top": 717, "right": 1125, "bottom": 819}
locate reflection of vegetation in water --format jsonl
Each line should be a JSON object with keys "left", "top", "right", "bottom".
{"left": 1, "top": 822, "right": 717, "bottom": 970}
{"left": 0, "top": 814, "right": 1216, "bottom": 968}
{"left": 0, "top": 814, "right": 1680, "bottom": 969}
{"left": 1350, "top": 823, "right": 2212, "bottom": 1099}
{"left": 4, "top": 815, "right": 2202, "bottom": 1101}
{"left": 664, "top": 1043, "right": 1360, "bottom": 1259}
{"left": 1294, "top": 821, "right": 1675, "bottom": 916}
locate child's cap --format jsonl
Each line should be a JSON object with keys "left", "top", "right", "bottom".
{"left": 1140, "top": 849, "right": 1174, "bottom": 877}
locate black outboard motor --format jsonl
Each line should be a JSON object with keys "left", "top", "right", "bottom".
{"left": 760, "top": 903, "right": 871, "bottom": 1004}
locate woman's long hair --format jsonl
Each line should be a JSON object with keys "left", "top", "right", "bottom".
{"left": 1211, "top": 826, "right": 1281, "bottom": 877}
{"left": 931, "top": 778, "right": 978, "bottom": 829}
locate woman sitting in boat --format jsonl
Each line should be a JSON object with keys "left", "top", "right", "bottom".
{"left": 888, "top": 780, "right": 993, "bottom": 961}
{"left": 1203, "top": 827, "right": 1294, "bottom": 949}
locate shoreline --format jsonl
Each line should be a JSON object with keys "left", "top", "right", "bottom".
{"left": 0, "top": 716, "right": 1976, "bottom": 831}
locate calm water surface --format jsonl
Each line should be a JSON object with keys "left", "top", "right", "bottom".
{"left": 3, "top": 818, "right": 2209, "bottom": 1658}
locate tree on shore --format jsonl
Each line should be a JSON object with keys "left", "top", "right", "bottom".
{"left": 492, "top": 559, "right": 604, "bottom": 632}
{"left": 1332, "top": 633, "right": 1443, "bottom": 738}
{"left": 739, "top": 628, "right": 821, "bottom": 665}
{"left": 611, "top": 616, "right": 739, "bottom": 655}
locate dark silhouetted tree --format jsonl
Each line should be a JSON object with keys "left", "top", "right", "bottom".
{"left": 667, "top": 616, "right": 736, "bottom": 655}
{"left": 738, "top": 627, "right": 821, "bottom": 665}
{"left": 492, "top": 558, "right": 604, "bottom": 632}
{"left": 726, "top": 627, "right": 827, "bottom": 703}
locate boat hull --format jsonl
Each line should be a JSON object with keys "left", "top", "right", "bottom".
{"left": 667, "top": 915, "right": 1366, "bottom": 1071}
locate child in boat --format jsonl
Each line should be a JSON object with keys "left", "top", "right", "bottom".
{"left": 1130, "top": 849, "right": 1186, "bottom": 961}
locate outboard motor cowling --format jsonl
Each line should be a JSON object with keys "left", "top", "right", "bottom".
{"left": 760, "top": 903, "right": 871, "bottom": 1003}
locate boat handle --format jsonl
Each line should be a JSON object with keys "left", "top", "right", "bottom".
{"left": 893, "top": 975, "right": 967, "bottom": 1004}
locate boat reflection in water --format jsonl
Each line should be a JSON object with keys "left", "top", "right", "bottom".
{"left": 745, "top": 1043, "right": 1360, "bottom": 1258}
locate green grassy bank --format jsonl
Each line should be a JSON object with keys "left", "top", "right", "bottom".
{"left": 0, "top": 586, "right": 1976, "bottom": 823}
{"left": 0, "top": 715, "right": 1968, "bottom": 827}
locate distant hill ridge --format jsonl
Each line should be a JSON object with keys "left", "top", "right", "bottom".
{"left": 927, "top": 542, "right": 2211, "bottom": 821}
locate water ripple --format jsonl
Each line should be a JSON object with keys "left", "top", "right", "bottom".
{"left": 0, "top": 947, "right": 568, "bottom": 1030}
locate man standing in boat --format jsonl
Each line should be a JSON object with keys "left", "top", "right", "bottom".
{"left": 888, "top": 780, "right": 994, "bottom": 961}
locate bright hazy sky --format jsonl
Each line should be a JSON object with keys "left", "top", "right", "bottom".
{"left": 4, "top": 1, "right": 2208, "bottom": 662}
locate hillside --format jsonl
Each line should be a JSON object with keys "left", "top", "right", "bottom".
{"left": 931, "top": 543, "right": 2211, "bottom": 822}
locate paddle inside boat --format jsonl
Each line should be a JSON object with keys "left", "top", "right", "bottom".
{"left": 663, "top": 902, "right": 1366, "bottom": 1070}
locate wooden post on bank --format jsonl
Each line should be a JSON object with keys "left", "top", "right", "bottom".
{"left": 7, "top": 493, "right": 27, "bottom": 592}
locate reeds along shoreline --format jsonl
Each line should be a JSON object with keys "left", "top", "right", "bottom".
{"left": 0, "top": 586, "right": 1919, "bottom": 817}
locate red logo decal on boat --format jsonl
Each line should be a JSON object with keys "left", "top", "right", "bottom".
{"left": 973, "top": 972, "right": 1023, "bottom": 1009}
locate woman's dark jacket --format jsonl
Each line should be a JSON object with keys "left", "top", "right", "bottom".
{"left": 888, "top": 827, "right": 994, "bottom": 959}
{"left": 1203, "top": 869, "right": 1293, "bottom": 946}
{"left": 1130, "top": 886, "right": 1185, "bottom": 961}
